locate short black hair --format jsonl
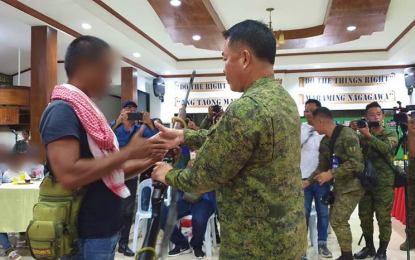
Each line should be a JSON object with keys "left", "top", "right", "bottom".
{"left": 23, "top": 130, "right": 30, "bottom": 135}
{"left": 312, "top": 107, "right": 333, "bottom": 120}
{"left": 223, "top": 20, "right": 276, "bottom": 65}
{"left": 305, "top": 99, "right": 322, "bottom": 108}
{"left": 365, "top": 102, "right": 383, "bottom": 114}
{"left": 64, "top": 36, "right": 110, "bottom": 78}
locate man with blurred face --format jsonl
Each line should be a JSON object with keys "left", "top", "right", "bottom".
{"left": 40, "top": 36, "right": 166, "bottom": 260}
{"left": 351, "top": 102, "right": 398, "bottom": 260}
{"left": 304, "top": 107, "right": 365, "bottom": 260}
{"left": 301, "top": 99, "right": 332, "bottom": 258}
{"left": 152, "top": 20, "right": 307, "bottom": 259}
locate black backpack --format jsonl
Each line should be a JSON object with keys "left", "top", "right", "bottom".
{"left": 329, "top": 125, "right": 378, "bottom": 191}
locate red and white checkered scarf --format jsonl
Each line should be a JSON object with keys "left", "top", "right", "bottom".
{"left": 51, "top": 84, "right": 131, "bottom": 198}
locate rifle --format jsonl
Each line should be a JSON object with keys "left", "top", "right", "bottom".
{"left": 137, "top": 70, "right": 196, "bottom": 260}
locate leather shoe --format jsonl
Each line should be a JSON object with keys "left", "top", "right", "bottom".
{"left": 118, "top": 244, "right": 135, "bottom": 257}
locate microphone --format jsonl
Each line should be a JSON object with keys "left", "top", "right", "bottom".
{"left": 10, "top": 129, "right": 18, "bottom": 135}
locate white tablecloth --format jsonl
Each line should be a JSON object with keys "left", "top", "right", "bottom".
{"left": 0, "top": 182, "right": 41, "bottom": 232}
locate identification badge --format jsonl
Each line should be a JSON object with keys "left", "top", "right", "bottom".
{"left": 332, "top": 155, "right": 339, "bottom": 169}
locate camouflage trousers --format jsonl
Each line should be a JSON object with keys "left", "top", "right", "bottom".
{"left": 358, "top": 186, "right": 395, "bottom": 242}
{"left": 217, "top": 216, "right": 307, "bottom": 260}
{"left": 331, "top": 188, "right": 365, "bottom": 252}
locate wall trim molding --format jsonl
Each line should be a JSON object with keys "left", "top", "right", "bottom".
{"left": 161, "top": 64, "right": 415, "bottom": 78}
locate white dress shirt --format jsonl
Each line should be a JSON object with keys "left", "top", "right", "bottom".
{"left": 301, "top": 123, "right": 325, "bottom": 179}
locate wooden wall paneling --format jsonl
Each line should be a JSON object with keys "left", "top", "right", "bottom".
{"left": 0, "top": 108, "right": 19, "bottom": 125}
{"left": 0, "top": 86, "right": 30, "bottom": 106}
{"left": 121, "top": 67, "right": 138, "bottom": 103}
{"left": 30, "top": 26, "right": 58, "bottom": 163}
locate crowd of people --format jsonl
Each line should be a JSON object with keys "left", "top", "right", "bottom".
{"left": 2, "top": 19, "right": 415, "bottom": 260}
{"left": 0, "top": 135, "right": 44, "bottom": 260}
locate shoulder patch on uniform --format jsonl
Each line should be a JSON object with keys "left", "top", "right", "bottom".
{"left": 349, "top": 146, "right": 357, "bottom": 153}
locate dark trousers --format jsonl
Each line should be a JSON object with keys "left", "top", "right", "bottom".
{"left": 119, "top": 179, "right": 138, "bottom": 246}
{"left": 160, "top": 199, "right": 215, "bottom": 248}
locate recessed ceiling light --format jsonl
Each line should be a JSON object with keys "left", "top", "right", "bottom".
{"left": 133, "top": 53, "right": 141, "bottom": 58}
{"left": 82, "top": 23, "right": 91, "bottom": 30}
{"left": 164, "top": 71, "right": 171, "bottom": 75}
{"left": 314, "top": 65, "right": 321, "bottom": 68}
{"left": 170, "top": 0, "right": 181, "bottom": 6}
{"left": 192, "top": 35, "right": 201, "bottom": 41}
{"left": 347, "top": 25, "right": 357, "bottom": 31}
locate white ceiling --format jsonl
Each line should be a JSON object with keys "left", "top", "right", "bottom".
{"left": 0, "top": 0, "right": 415, "bottom": 77}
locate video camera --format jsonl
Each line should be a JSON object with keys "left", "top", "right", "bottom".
{"left": 393, "top": 101, "right": 415, "bottom": 124}
{"left": 357, "top": 118, "right": 380, "bottom": 128}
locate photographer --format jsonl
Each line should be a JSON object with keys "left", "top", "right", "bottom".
{"left": 351, "top": 102, "right": 398, "bottom": 260}
{"left": 303, "top": 107, "right": 365, "bottom": 260}
{"left": 200, "top": 105, "right": 224, "bottom": 130}
{"left": 109, "top": 100, "right": 158, "bottom": 257}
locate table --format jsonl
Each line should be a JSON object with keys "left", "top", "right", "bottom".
{"left": 0, "top": 181, "right": 40, "bottom": 232}
{"left": 392, "top": 187, "right": 406, "bottom": 225}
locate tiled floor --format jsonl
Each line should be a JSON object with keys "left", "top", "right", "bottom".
{"left": 2, "top": 208, "right": 415, "bottom": 260}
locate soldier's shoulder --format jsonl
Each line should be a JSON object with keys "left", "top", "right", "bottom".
{"left": 383, "top": 127, "right": 398, "bottom": 137}
{"left": 229, "top": 94, "right": 269, "bottom": 117}
{"left": 341, "top": 126, "right": 359, "bottom": 139}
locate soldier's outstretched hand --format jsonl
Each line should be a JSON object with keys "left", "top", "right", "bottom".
{"left": 152, "top": 162, "right": 172, "bottom": 186}
{"left": 154, "top": 121, "right": 185, "bottom": 150}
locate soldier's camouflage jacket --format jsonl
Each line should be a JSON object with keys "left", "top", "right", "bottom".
{"left": 360, "top": 128, "right": 398, "bottom": 187}
{"left": 308, "top": 127, "right": 365, "bottom": 195}
{"left": 166, "top": 77, "right": 307, "bottom": 260}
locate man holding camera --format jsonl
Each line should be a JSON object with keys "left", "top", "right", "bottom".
{"left": 200, "top": 105, "right": 224, "bottom": 130}
{"left": 351, "top": 102, "right": 397, "bottom": 260}
{"left": 304, "top": 107, "right": 365, "bottom": 260}
{"left": 109, "top": 100, "right": 158, "bottom": 257}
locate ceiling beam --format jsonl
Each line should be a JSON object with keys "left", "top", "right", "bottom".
{"left": 2, "top": 0, "right": 159, "bottom": 77}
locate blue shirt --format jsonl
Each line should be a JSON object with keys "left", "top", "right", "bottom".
{"left": 109, "top": 120, "right": 159, "bottom": 181}
{"left": 41, "top": 100, "right": 124, "bottom": 239}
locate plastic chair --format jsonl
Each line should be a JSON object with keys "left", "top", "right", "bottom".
{"left": 132, "top": 179, "right": 154, "bottom": 253}
{"left": 308, "top": 203, "right": 318, "bottom": 255}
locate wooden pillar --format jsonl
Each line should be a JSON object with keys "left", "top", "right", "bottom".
{"left": 121, "top": 67, "right": 138, "bottom": 103}
{"left": 30, "top": 26, "right": 57, "bottom": 163}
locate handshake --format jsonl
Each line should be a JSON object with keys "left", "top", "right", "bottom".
{"left": 122, "top": 121, "right": 185, "bottom": 164}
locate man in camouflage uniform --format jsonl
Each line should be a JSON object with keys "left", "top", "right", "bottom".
{"left": 304, "top": 107, "right": 365, "bottom": 260}
{"left": 200, "top": 106, "right": 224, "bottom": 130}
{"left": 403, "top": 116, "right": 415, "bottom": 250}
{"left": 352, "top": 102, "right": 398, "bottom": 260}
{"left": 152, "top": 20, "right": 307, "bottom": 260}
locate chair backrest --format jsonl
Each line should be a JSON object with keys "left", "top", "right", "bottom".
{"left": 137, "top": 178, "right": 154, "bottom": 214}
{"left": 166, "top": 186, "right": 172, "bottom": 206}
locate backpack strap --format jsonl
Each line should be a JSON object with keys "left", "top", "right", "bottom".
{"left": 329, "top": 125, "right": 345, "bottom": 156}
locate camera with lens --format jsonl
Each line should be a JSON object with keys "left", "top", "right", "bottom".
{"left": 212, "top": 105, "right": 222, "bottom": 113}
{"left": 357, "top": 118, "right": 380, "bottom": 128}
{"left": 393, "top": 101, "right": 415, "bottom": 124}
{"left": 321, "top": 191, "right": 335, "bottom": 206}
